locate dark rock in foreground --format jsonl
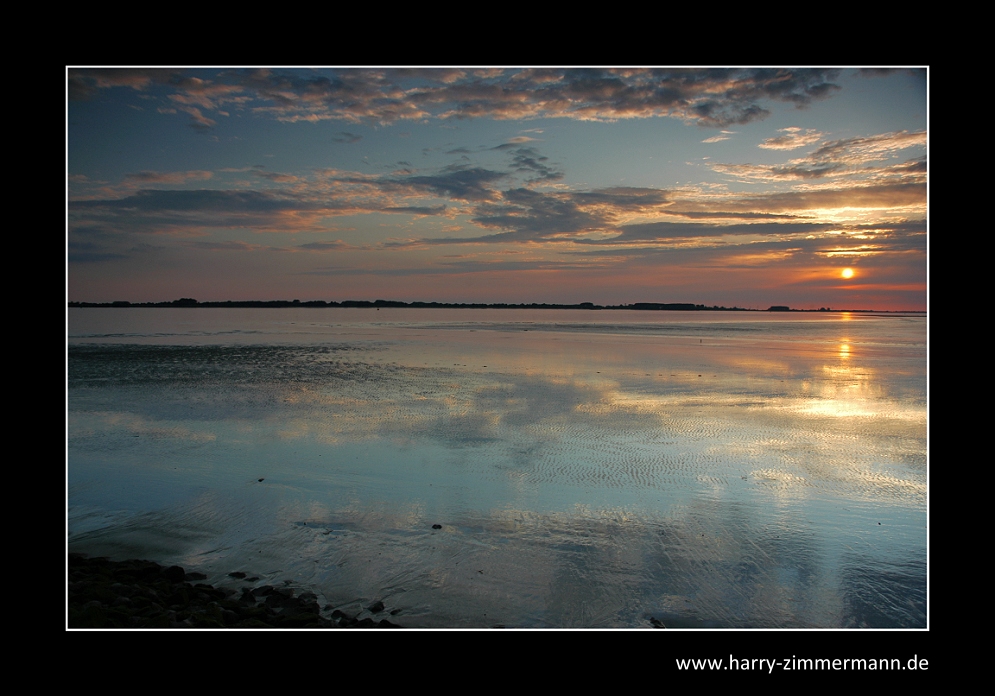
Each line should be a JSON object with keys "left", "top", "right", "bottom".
{"left": 67, "top": 554, "right": 401, "bottom": 629}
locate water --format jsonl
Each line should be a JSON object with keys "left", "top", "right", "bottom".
{"left": 67, "top": 308, "right": 927, "bottom": 628}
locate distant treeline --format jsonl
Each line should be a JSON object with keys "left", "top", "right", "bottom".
{"left": 68, "top": 298, "right": 871, "bottom": 312}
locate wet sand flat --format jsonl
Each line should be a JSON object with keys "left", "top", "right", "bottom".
{"left": 68, "top": 308, "right": 926, "bottom": 627}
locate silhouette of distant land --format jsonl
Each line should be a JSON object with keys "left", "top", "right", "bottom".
{"left": 68, "top": 298, "right": 924, "bottom": 313}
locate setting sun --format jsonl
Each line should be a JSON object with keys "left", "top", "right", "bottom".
{"left": 841, "top": 267, "right": 855, "bottom": 279}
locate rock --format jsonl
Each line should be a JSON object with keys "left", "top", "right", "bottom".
{"left": 68, "top": 554, "right": 401, "bottom": 628}
{"left": 162, "top": 565, "right": 186, "bottom": 583}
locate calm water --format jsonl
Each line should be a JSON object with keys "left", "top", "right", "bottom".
{"left": 67, "top": 308, "right": 927, "bottom": 627}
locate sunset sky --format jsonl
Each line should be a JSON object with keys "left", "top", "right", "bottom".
{"left": 67, "top": 67, "right": 927, "bottom": 310}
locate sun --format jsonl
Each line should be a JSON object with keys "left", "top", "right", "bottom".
{"left": 841, "top": 267, "right": 855, "bottom": 279}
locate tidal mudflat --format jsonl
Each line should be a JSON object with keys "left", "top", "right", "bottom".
{"left": 67, "top": 308, "right": 926, "bottom": 628}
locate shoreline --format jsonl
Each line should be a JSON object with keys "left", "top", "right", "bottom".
{"left": 67, "top": 553, "right": 401, "bottom": 629}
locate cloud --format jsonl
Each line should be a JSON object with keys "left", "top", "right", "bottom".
{"left": 468, "top": 188, "right": 607, "bottom": 240}
{"left": 68, "top": 68, "right": 181, "bottom": 100}
{"left": 332, "top": 132, "right": 362, "bottom": 143}
{"left": 758, "top": 127, "right": 824, "bottom": 150}
{"left": 125, "top": 170, "right": 214, "bottom": 184}
{"left": 401, "top": 165, "right": 507, "bottom": 201}
{"left": 711, "top": 162, "right": 846, "bottom": 180}
{"left": 298, "top": 240, "right": 353, "bottom": 251}
{"left": 70, "top": 159, "right": 480, "bottom": 242}
{"left": 702, "top": 131, "right": 735, "bottom": 143}
{"left": 426, "top": 68, "right": 843, "bottom": 127}
{"left": 233, "top": 68, "right": 431, "bottom": 124}
{"left": 69, "top": 189, "right": 332, "bottom": 237}
{"left": 508, "top": 146, "right": 563, "bottom": 182}
{"left": 884, "top": 157, "right": 926, "bottom": 175}
{"left": 859, "top": 68, "right": 926, "bottom": 79}
{"left": 176, "top": 106, "right": 216, "bottom": 130}
{"left": 664, "top": 183, "right": 925, "bottom": 221}
{"left": 70, "top": 69, "right": 225, "bottom": 129}
{"left": 387, "top": 186, "right": 672, "bottom": 247}
{"left": 710, "top": 130, "right": 927, "bottom": 182}
{"left": 570, "top": 187, "right": 670, "bottom": 211}
{"left": 669, "top": 211, "right": 800, "bottom": 220}
{"left": 253, "top": 169, "right": 299, "bottom": 183}
{"left": 185, "top": 240, "right": 278, "bottom": 251}
{"left": 68, "top": 122, "right": 924, "bottom": 291}
{"left": 808, "top": 130, "right": 926, "bottom": 164}
{"left": 167, "top": 77, "right": 246, "bottom": 112}
{"left": 68, "top": 239, "right": 129, "bottom": 263}
{"left": 383, "top": 205, "right": 447, "bottom": 215}
{"left": 562, "top": 218, "right": 925, "bottom": 264}
{"left": 586, "top": 220, "right": 836, "bottom": 244}
{"left": 743, "top": 182, "right": 926, "bottom": 212}
{"left": 71, "top": 67, "right": 845, "bottom": 129}
{"left": 73, "top": 189, "right": 302, "bottom": 214}
{"left": 437, "top": 258, "right": 605, "bottom": 274}
{"left": 305, "top": 256, "right": 611, "bottom": 276}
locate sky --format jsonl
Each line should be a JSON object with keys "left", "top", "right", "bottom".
{"left": 67, "top": 67, "right": 927, "bottom": 310}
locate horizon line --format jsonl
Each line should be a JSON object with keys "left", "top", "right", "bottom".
{"left": 67, "top": 299, "right": 926, "bottom": 313}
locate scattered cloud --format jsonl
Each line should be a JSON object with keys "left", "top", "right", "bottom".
{"left": 68, "top": 68, "right": 181, "bottom": 100}
{"left": 401, "top": 165, "right": 507, "bottom": 202}
{"left": 809, "top": 130, "right": 926, "bottom": 164}
{"left": 508, "top": 146, "right": 563, "bottom": 182}
{"left": 253, "top": 170, "right": 299, "bottom": 183}
{"left": 758, "top": 127, "right": 824, "bottom": 150}
{"left": 69, "top": 67, "right": 845, "bottom": 129}
{"left": 703, "top": 131, "right": 735, "bottom": 143}
{"left": 710, "top": 130, "right": 926, "bottom": 182}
